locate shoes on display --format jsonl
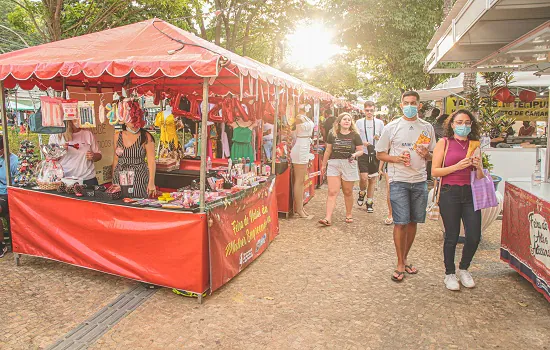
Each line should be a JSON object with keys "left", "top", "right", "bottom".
{"left": 444, "top": 274, "right": 460, "bottom": 291}
{"left": 357, "top": 191, "right": 366, "bottom": 206}
{"left": 457, "top": 269, "right": 475, "bottom": 288}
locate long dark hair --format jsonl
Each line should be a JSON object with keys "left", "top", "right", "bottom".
{"left": 121, "top": 124, "right": 153, "bottom": 147}
{"left": 443, "top": 109, "right": 480, "bottom": 141}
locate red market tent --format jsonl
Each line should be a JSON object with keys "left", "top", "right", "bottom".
{"left": 0, "top": 19, "right": 334, "bottom": 101}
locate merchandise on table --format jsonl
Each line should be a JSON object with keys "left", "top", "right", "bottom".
{"left": 36, "top": 143, "right": 67, "bottom": 190}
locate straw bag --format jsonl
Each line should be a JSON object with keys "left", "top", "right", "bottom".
{"left": 427, "top": 138, "right": 449, "bottom": 220}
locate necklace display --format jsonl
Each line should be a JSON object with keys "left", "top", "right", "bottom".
{"left": 453, "top": 137, "right": 468, "bottom": 150}
{"left": 126, "top": 126, "right": 140, "bottom": 135}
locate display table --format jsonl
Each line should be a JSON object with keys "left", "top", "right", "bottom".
{"left": 485, "top": 148, "right": 546, "bottom": 195}
{"left": 501, "top": 180, "right": 550, "bottom": 302}
{"left": 9, "top": 177, "right": 279, "bottom": 299}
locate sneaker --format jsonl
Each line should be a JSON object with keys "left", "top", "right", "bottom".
{"left": 0, "top": 243, "right": 7, "bottom": 258}
{"left": 366, "top": 202, "right": 374, "bottom": 213}
{"left": 357, "top": 191, "right": 366, "bottom": 206}
{"left": 457, "top": 269, "right": 475, "bottom": 288}
{"left": 444, "top": 274, "right": 460, "bottom": 291}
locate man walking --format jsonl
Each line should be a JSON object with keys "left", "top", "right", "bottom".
{"left": 356, "top": 101, "right": 384, "bottom": 213}
{"left": 375, "top": 91, "right": 436, "bottom": 282}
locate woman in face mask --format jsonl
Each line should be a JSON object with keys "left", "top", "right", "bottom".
{"left": 431, "top": 109, "right": 485, "bottom": 291}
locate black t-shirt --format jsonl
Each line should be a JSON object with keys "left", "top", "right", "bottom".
{"left": 326, "top": 131, "right": 363, "bottom": 160}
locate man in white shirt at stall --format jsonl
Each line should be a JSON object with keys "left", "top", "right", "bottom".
{"left": 356, "top": 101, "right": 385, "bottom": 213}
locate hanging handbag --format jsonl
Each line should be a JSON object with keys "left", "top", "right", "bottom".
{"left": 470, "top": 168, "right": 498, "bottom": 211}
{"left": 426, "top": 137, "right": 449, "bottom": 220}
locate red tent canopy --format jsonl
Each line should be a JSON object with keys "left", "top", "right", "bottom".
{"left": 0, "top": 19, "right": 334, "bottom": 101}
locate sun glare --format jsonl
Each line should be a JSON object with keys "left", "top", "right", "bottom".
{"left": 286, "top": 22, "right": 341, "bottom": 69}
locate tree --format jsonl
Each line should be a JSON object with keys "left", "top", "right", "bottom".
{"left": 316, "top": 0, "right": 448, "bottom": 106}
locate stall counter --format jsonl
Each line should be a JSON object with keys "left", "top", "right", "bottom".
{"left": 501, "top": 180, "right": 550, "bottom": 302}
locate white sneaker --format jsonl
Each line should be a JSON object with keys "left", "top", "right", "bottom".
{"left": 457, "top": 269, "right": 475, "bottom": 288}
{"left": 444, "top": 274, "right": 460, "bottom": 291}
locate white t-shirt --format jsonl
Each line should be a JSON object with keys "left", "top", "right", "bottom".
{"left": 375, "top": 117, "right": 436, "bottom": 183}
{"left": 356, "top": 117, "right": 385, "bottom": 154}
{"left": 49, "top": 130, "right": 101, "bottom": 181}
{"left": 263, "top": 123, "right": 274, "bottom": 141}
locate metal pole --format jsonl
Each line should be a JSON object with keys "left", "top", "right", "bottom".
{"left": 199, "top": 78, "right": 209, "bottom": 213}
{"left": 0, "top": 81, "right": 11, "bottom": 186}
{"left": 271, "top": 85, "right": 279, "bottom": 172}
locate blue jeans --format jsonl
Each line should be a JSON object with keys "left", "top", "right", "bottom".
{"left": 389, "top": 181, "right": 428, "bottom": 225}
{"left": 263, "top": 139, "right": 273, "bottom": 160}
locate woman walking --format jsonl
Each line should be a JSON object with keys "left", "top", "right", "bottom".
{"left": 432, "top": 109, "right": 485, "bottom": 291}
{"left": 319, "top": 113, "right": 363, "bottom": 226}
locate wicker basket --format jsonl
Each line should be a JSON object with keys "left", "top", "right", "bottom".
{"left": 37, "top": 181, "right": 62, "bottom": 191}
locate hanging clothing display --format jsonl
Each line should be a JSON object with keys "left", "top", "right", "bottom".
{"left": 155, "top": 111, "right": 179, "bottom": 149}
{"left": 231, "top": 121, "right": 254, "bottom": 161}
{"left": 40, "top": 96, "right": 64, "bottom": 127}
{"left": 221, "top": 122, "right": 230, "bottom": 158}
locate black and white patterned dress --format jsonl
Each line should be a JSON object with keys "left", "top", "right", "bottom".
{"left": 113, "top": 132, "right": 149, "bottom": 198}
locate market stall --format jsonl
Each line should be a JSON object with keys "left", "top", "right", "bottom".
{"left": 425, "top": 0, "right": 550, "bottom": 301}
{"left": 0, "top": 19, "right": 334, "bottom": 301}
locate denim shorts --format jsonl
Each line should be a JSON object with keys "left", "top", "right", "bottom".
{"left": 389, "top": 181, "right": 428, "bottom": 225}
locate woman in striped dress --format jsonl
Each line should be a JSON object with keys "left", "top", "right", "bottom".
{"left": 112, "top": 118, "right": 156, "bottom": 198}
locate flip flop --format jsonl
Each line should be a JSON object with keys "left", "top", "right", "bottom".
{"left": 391, "top": 270, "right": 405, "bottom": 282}
{"left": 345, "top": 217, "right": 354, "bottom": 223}
{"left": 384, "top": 217, "right": 393, "bottom": 225}
{"left": 405, "top": 264, "right": 418, "bottom": 274}
{"left": 318, "top": 218, "right": 331, "bottom": 226}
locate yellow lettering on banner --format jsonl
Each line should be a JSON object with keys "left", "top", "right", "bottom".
{"left": 249, "top": 208, "right": 261, "bottom": 224}
{"left": 262, "top": 205, "right": 268, "bottom": 215}
{"left": 231, "top": 220, "right": 245, "bottom": 235}
{"left": 225, "top": 236, "right": 248, "bottom": 256}
{"left": 445, "top": 97, "right": 549, "bottom": 121}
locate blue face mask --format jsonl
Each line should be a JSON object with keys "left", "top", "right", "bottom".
{"left": 454, "top": 125, "right": 471, "bottom": 137}
{"left": 403, "top": 105, "right": 418, "bottom": 119}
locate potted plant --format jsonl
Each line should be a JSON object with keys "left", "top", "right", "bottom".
{"left": 482, "top": 153, "right": 502, "bottom": 191}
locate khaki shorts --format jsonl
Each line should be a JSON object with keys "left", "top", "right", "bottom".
{"left": 327, "top": 159, "right": 360, "bottom": 182}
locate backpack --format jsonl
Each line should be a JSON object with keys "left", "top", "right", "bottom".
{"left": 29, "top": 109, "right": 66, "bottom": 134}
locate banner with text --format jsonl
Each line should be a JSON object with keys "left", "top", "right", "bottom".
{"left": 502, "top": 182, "right": 550, "bottom": 302}
{"left": 446, "top": 97, "right": 549, "bottom": 121}
{"left": 208, "top": 177, "right": 279, "bottom": 293}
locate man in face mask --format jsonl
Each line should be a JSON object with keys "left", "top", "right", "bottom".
{"left": 375, "top": 91, "right": 436, "bottom": 282}
{"left": 518, "top": 121, "right": 535, "bottom": 136}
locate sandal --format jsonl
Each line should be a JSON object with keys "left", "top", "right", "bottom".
{"left": 384, "top": 217, "right": 393, "bottom": 225}
{"left": 391, "top": 270, "right": 405, "bottom": 282}
{"left": 405, "top": 264, "right": 418, "bottom": 274}
{"left": 345, "top": 217, "right": 354, "bottom": 223}
{"left": 318, "top": 218, "right": 331, "bottom": 226}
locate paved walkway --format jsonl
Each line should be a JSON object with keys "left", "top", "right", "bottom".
{"left": 1, "top": 186, "right": 549, "bottom": 349}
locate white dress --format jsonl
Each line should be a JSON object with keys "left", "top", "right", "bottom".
{"left": 290, "top": 115, "right": 314, "bottom": 164}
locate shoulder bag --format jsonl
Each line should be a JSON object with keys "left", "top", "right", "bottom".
{"left": 427, "top": 137, "right": 449, "bottom": 220}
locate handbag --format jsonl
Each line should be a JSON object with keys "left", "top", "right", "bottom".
{"left": 470, "top": 168, "right": 498, "bottom": 211}
{"left": 426, "top": 138, "right": 449, "bottom": 220}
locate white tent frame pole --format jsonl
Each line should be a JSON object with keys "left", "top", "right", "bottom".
{"left": 272, "top": 85, "right": 279, "bottom": 172}
{"left": 0, "top": 81, "right": 11, "bottom": 186}
{"left": 199, "top": 78, "right": 210, "bottom": 213}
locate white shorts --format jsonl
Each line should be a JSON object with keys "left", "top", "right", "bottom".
{"left": 327, "top": 159, "right": 360, "bottom": 182}
{"left": 291, "top": 138, "right": 312, "bottom": 164}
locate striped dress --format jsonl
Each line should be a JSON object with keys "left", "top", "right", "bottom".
{"left": 113, "top": 132, "right": 149, "bottom": 198}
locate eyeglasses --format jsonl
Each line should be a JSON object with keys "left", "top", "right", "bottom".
{"left": 454, "top": 121, "right": 472, "bottom": 126}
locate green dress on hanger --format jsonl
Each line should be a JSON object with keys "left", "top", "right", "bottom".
{"left": 231, "top": 122, "right": 255, "bottom": 161}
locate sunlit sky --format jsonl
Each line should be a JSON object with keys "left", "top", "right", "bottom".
{"left": 285, "top": 21, "right": 343, "bottom": 69}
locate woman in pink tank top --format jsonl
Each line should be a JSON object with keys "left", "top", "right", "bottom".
{"left": 431, "top": 109, "right": 485, "bottom": 291}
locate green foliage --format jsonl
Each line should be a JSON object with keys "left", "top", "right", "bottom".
{"left": 465, "top": 72, "right": 516, "bottom": 137}
{"left": 482, "top": 153, "right": 493, "bottom": 172}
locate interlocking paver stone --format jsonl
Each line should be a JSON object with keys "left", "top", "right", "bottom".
{"left": 0, "top": 185, "right": 549, "bottom": 349}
